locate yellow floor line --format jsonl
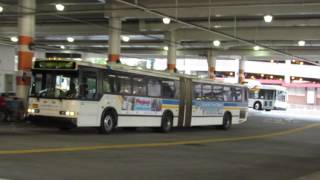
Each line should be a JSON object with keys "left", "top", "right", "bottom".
{"left": 0, "top": 123, "right": 319, "bottom": 155}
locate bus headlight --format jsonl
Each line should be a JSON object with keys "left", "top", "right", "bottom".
{"left": 65, "top": 111, "right": 76, "bottom": 116}
{"left": 28, "top": 108, "right": 39, "bottom": 113}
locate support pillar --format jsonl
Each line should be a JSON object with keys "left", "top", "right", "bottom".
{"left": 239, "top": 57, "right": 246, "bottom": 84}
{"left": 17, "top": 0, "right": 35, "bottom": 103}
{"left": 108, "top": 5, "right": 121, "bottom": 64}
{"left": 207, "top": 50, "right": 216, "bottom": 80}
{"left": 285, "top": 59, "right": 291, "bottom": 83}
{"left": 167, "top": 31, "right": 177, "bottom": 73}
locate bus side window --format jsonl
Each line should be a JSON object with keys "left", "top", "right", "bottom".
{"left": 202, "top": 84, "right": 212, "bottom": 100}
{"left": 223, "top": 86, "right": 232, "bottom": 102}
{"left": 148, "top": 79, "right": 161, "bottom": 97}
{"left": 162, "top": 80, "right": 175, "bottom": 98}
{"left": 118, "top": 76, "right": 131, "bottom": 95}
{"left": 193, "top": 83, "right": 202, "bottom": 100}
{"left": 234, "top": 87, "right": 242, "bottom": 102}
{"left": 132, "top": 77, "right": 147, "bottom": 96}
{"left": 213, "top": 85, "right": 224, "bottom": 101}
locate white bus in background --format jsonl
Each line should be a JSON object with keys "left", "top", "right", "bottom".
{"left": 248, "top": 85, "right": 288, "bottom": 111}
{"left": 27, "top": 59, "right": 248, "bottom": 134}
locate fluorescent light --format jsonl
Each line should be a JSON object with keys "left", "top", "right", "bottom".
{"left": 67, "top": 37, "right": 74, "bottom": 42}
{"left": 10, "top": 36, "right": 18, "bottom": 42}
{"left": 162, "top": 17, "right": 171, "bottom": 24}
{"left": 298, "top": 40, "right": 305, "bottom": 46}
{"left": 0, "top": 6, "right": 3, "bottom": 13}
{"left": 55, "top": 4, "right": 65, "bottom": 11}
{"left": 213, "top": 40, "right": 221, "bottom": 47}
{"left": 253, "top": 46, "right": 260, "bottom": 51}
{"left": 163, "top": 46, "right": 169, "bottom": 51}
{"left": 121, "top": 35, "right": 130, "bottom": 42}
{"left": 60, "top": 45, "right": 65, "bottom": 49}
{"left": 264, "top": 15, "right": 273, "bottom": 23}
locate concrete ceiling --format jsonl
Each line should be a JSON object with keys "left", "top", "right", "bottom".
{"left": 0, "top": 0, "right": 320, "bottom": 62}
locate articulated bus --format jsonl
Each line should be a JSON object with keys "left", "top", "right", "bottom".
{"left": 248, "top": 85, "right": 288, "bottom": 111}
{"left": 27, "top": 60, "right": 248, "bottom": 134}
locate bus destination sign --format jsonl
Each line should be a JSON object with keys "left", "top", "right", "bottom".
{"left": 34, "top": 61, "right": 76, "bottom": 69}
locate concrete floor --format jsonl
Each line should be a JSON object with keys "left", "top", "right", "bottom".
{"left": 0, "top": 110, "right": 319, "bottom": 180}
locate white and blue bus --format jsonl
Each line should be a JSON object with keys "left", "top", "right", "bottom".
{"left": 27, "top": 60, "right": 248, "bottom": 133}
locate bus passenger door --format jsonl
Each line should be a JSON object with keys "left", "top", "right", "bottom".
{"left": 178, "top": 77, "right": 192, "bottom": 127}
{"left": 77, "top": 69, "right": 101, "bottom": 127}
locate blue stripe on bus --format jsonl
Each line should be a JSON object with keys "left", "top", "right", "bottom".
{"left": 161, "top": 99, "right": 179, "bottom": 105}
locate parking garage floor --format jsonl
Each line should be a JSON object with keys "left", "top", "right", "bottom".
{"left": 0, "top": 110, "right": 319, "bottom": 180}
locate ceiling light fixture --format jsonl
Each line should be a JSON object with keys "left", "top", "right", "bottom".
{"left": 67, "top": 37, "right": 74, "bottom": 42}
{"left": 163, "top": 46, "right": 169, "bottom": 51}
{"left": 300, "top": 61, "right": 304, "bottom": 65}
{"left": 298, "top": 40, "right": 305, "bottom": 46}
{"left": 60, "top": 45, "right": 66, "bottom": 49}
{"left": 213, "top": 40, "right": 221, "bottom": 47}
{"left": 162, "top": 17, "right": 171, "bottom": 24}
{"left": 121, "top": 36, "right": 130, "bottom": 42}
{"left": 10, "top": 36, "right": 18, "bottom": 42}
{"left": 253, "top": 46, "right": 260, "bottom": 51}
{"left": 264, "top": 15, "right": 273, "bottom": 23}
{"left": 55, "top": 4, "right": 65, "bottom": 11}
{"left": 0, "top": 6, "right": 3, "bottom": 13}
{"left": 270, "top": 59, "right": 274, "bottom": 63}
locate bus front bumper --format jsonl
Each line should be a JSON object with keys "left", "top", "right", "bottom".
{"left": 27, "top": 115, "right": 77, "bottom": 127}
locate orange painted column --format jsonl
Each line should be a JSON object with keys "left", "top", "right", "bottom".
{"left": 207, "top": 50, "right": 216, "bottom": 80}
{"left": 239, "top": 58, "right": 246, "bottom": 84}
{"left": 167, "top": 31, "right": 177, "bottom": 73}
{"left": 16, "top": 0, "right": 35, "bottom": 103}
{"left": 107, "top": 5, "right": 122, "bottom": 64}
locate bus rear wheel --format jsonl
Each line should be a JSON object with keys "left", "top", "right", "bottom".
{"left": 219, "top": 113, "right": 232, "bottom": 130}
{"left": 99, "top": 111, "right": 116, "bottom": 134}
{"left": 158, "top": 112, "right": 173, "bottom": 133}
{"left": 253, "top": 102, "right": 262, "bottom": 110}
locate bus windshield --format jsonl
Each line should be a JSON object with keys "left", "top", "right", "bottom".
{"left": 30, "top": 71, "right": 79, "bottom": 99}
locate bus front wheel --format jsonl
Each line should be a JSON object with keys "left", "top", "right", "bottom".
{"left": 99, "top": 111, "right": 116, "bottom": 134}
{"left": 253, "top": 102, "right": 262, "bottom": 110}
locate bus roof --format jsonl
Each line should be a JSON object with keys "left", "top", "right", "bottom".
{"left": 33, "top": 59, "right": 245, "bottom": 88}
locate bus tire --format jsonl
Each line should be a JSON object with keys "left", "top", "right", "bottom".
{"left": 99, "top": 110, "right": 116, "bottom": 134}
{"left": 158, "top": 111, "right": 173, "bottom": 133}
{"left": 219, "top": 112, "right": 232, "bottom": 130}
{"left": 253, "top": 102, "right": 262, "bottom": 110}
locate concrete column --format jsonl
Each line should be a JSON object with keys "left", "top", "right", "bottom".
{"left": 239, "top": 57, "right": 246, "bottom": 84}
{"left": 17, "top": 0, "right": 35, "bottom": 103}
{"left": 108, "top": 5, "right": 121, "bottom": 64}
{"left": 207, "top": 50, "right": 216, "bottom": 79}
{"left": 285, "top": 59, "right": 291, "bottom": 83}
{"left": 167, "top": 31, "right": 177, "bottom": 73}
